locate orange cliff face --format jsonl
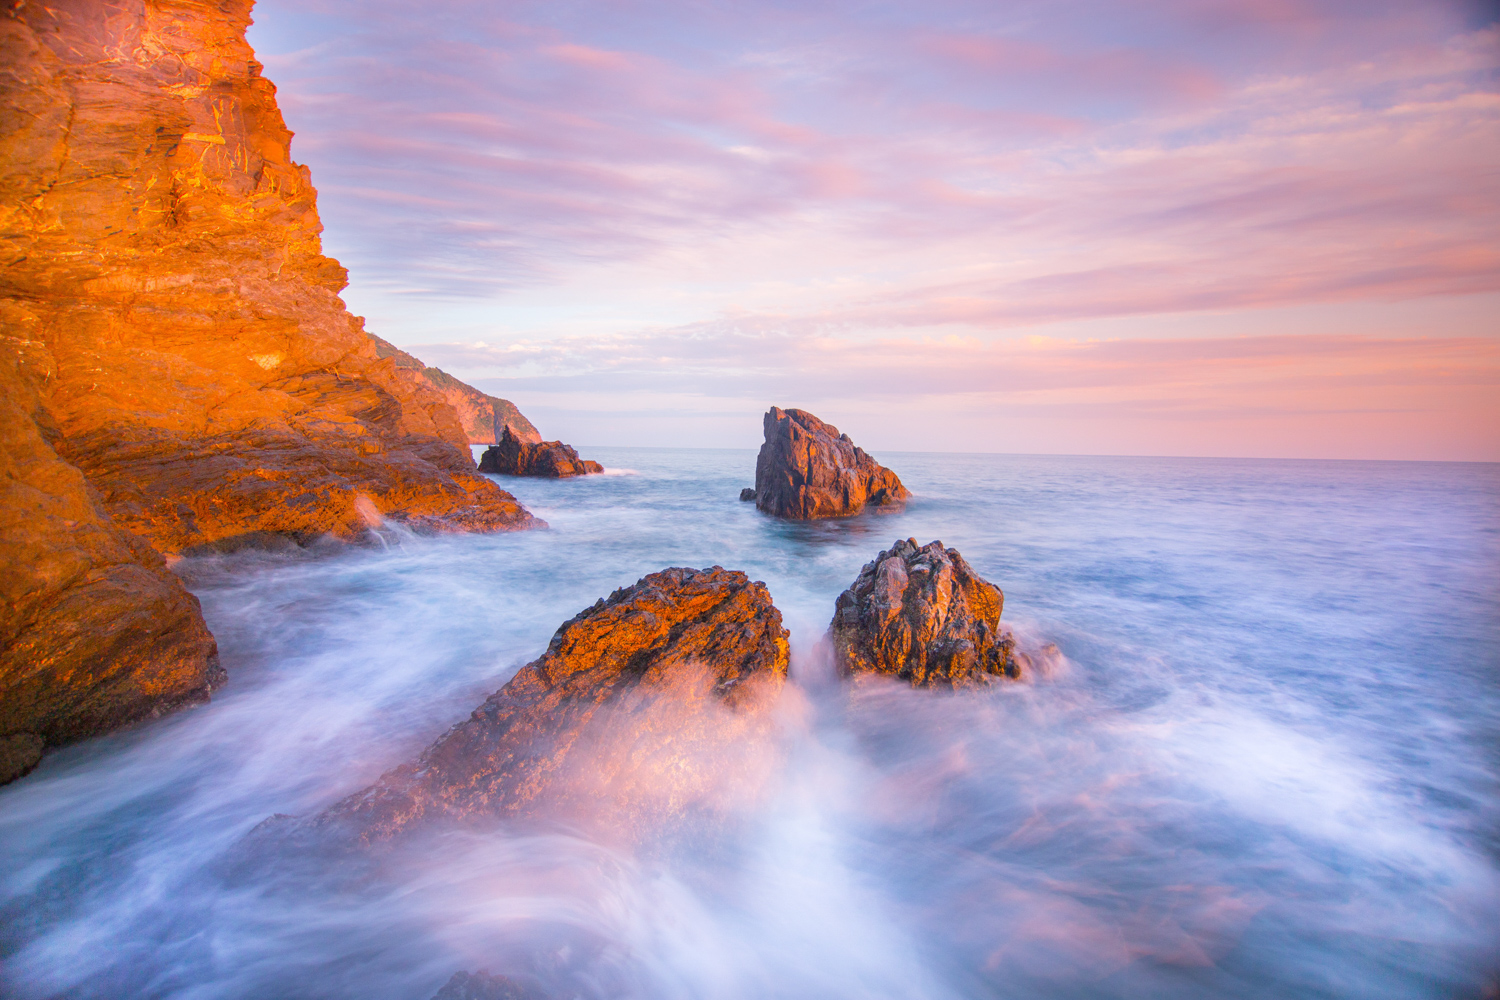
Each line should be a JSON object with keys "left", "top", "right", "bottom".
{"left": 369, "top": 334, "right": 543, "bottom": 447}
{"left": 0, "top": 0, "right": 538, "bottom": 782}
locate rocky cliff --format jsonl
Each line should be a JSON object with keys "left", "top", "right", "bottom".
{"left": 0, "top": 0, "right": 538, "bottom": 782}
{"left": 370, "top": 334, "right": 541, "bottom": 447}
{"left": 749, "top": 407, "right": 909, "bottom": 519}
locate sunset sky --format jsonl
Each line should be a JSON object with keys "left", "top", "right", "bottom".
{"left": 247, "top": 0, "right": 1500, "bottom": 460}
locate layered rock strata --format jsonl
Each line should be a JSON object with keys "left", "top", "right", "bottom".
{"left": 479, "top": 427, "right": 603, "bottom": 478}
{"left": 371, "top": 335, "right": 541, "bottom": 447}
{"left": 311, "top": 567, "right": 789, "bottom": 845}
{"left": 750, "top": 407, "right": 909, "bottom": 519}
{"left": 0, "top": 0, "right": 538, "bottom": 779}
{"left": 831, "top": 538, "right": 1021, "bottom": 687}
{"left": 1, "top": 347, "right": 222, "bottom": 784}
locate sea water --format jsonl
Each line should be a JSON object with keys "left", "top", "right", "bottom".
{"left": 1, "top": 449, "right": 1496, "bottom": 999}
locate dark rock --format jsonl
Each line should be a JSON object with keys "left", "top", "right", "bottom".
{"left": 430, "top": 970, "right": 547, "bottom": 1000}
{"left": 739, "top": 487, "right": 758, "bottom": 501}
{"left": 479, "top": 428, "right": 603, "bottom": 478}
{"left": 753, "top": 407, "right": 909, "bottom": 519}
{"left": 830, "top": 538, "right": 1020, "bottom": 687}
{"left": 0, "top": 733, "right": 45, "bottom": 785}
{"left": 313, "top": 566, "right": 789, "bottom": 845}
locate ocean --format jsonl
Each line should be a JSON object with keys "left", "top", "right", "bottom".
{"left": 2, "top": 448, "right": 1497, "bottom": 999}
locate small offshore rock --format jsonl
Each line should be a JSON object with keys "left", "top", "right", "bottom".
{"left": 830, "top": 538, "right": 1020, "bottom": 687}
{"left": 739, "top": 487, "right": 758, "bottom": 501}
{"left": 430, "top": 970, "right": 547, "bottom": 1000}
{"left": 313, "top": 566, "right": 789, "bottom": 844}
{"left": 753, "top": 407, "right": 909, "bottom": 519}
{"left": 479, "top": 428, "right": 603, "bottom": 478}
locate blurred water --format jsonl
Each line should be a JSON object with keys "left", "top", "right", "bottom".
{"left": 1, "top": 449, "right": 1497, "bottom": 999}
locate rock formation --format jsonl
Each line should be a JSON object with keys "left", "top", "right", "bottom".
{"left": 830, "top": 538, "right": 1021, "bottom": 687}
{"left": 370, "top": 334, "right": 540, "bottom": 446}
{"left": 0, "top": 0, "right": 539, "bottom": 781}
{"left": 752, "top": 407, "right": 909, "bottom": 519}
{"left": 311, "top": 567, "right": 789, "bottom": 845}
{"left": 479, "top": 427, "right": 603, "bottom": 478}
{"left": 431, "top": 971, "right": 547, "bottom": 1000}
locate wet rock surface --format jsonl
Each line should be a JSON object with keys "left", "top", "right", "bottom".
{"left": 831, "top": 538, "right": 1021, "bottom": 687}
{"left": 753, "top": 407, "right": 909, "bottom": 519}
{"left": 479, "top": 427, "right": 604, "bottom": 478}
{"left": 313, "top": 566, "right": 789, "bottom": 845}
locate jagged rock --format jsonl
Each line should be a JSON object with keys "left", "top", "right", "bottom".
{"left": 313, "top": 567, "right": 789, "bottom": 845}
{"left": 370, "top": 335, "right": 541, "bottom": 446}
{"left": 0, "top": 0, "right": 538, "bottom": 553}
{"left": 2, "top": 347, "right": 221, "bottom": 785}
{"left": 739, "top": 487, "right": 758, "bottom": 501}
{"left": 479, "top": 427, "right": 603, "bottom": 478}
{"left": 0, "top": 0, "right": 539, "bottom": 775}
{"left": 753, "top": 407, "right": 909, "bottom": 519}
{"left": 830, "top": 538, "right": 1020, "bottom": 687}
{"left": 430, "top": 970, "right": 546, "bottom": 1000}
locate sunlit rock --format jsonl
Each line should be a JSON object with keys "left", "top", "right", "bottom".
{"left": 1, "top": 351, "right": 222, "bottom": 786}
{"left": 313, "top": 566, "right": 789, "bottom": 845}
{"left": 0, "top": 0, "right": 539, "bottom": 555}
{"left": 753, "top": 407, "right": 909, "bottom": 519}
{"left": 0, "top": 0, "right": 543, "bottom": 773}
{"left": 370, "top": 334, "right": 542, "bottom": 447}
{"left": 831, "top": 538, "right": 1022, "bottom": 687}
{"left": 479, "top": 427, "right": 604, "bottom": 478}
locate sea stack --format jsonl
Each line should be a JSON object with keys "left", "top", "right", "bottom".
{"left": 830, "top": 539, "right": 1021, "bottom": 687}
{"left": 309, "top": 566, "right": 789, "bottom": 845}
{"left": 749, "top": 407, "right": 909, "bottom": 519}
{"left": 479, "top": 427, "right": 604, "bottom": 478}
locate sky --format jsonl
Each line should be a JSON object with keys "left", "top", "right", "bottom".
{"left": 247, "top": 0, "right": 1500, "bottom": 459}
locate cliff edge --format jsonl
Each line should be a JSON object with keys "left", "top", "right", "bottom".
{"left": 0, "top": 0, "right": 538, "bottom": 781}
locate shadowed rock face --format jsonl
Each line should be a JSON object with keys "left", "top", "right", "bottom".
{"left": 831, "top": 538, "right": 1021, "bottom": 687}
{"left": 0, "top": 0, "right": 537, "bottom": 780}
{"left": 313, "top": 567, "right": 789, "bottom": 845}
{"left": 370, "top": 335, "right": 541, "bottom": 447}
{"left": 479, "top": 427, "right": 603, "bottom": 478}
{"left": 752, "top": 407, "right": 909, "bottom": 519}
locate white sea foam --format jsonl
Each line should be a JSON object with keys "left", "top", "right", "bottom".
{"left": 1, "top": 450, "right": 1496, "bottom": 999}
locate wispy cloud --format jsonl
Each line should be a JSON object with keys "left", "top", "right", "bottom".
{"left": 246, "top": 0, "right": 1500, "bottom": 457}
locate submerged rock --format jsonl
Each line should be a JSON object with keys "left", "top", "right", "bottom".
{"left": 753, "top": 407, "right": 909, "bottom": 519}
{"left": 313, "top": 566, "right": 789, "bottom": 845}
{"left": 430, "top": 970, "right": 546, "bottom": 1000}
{"left": 479, "top": 428, "right": 603, "bottom": 478}
{"left": 830, "top": 538, "right": 1020, "bottom": 687}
